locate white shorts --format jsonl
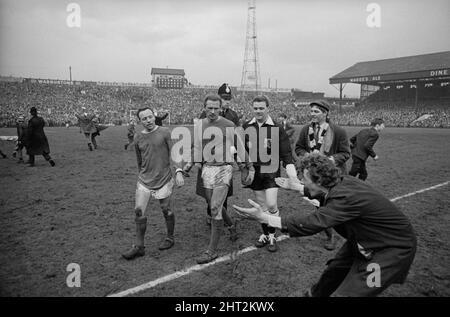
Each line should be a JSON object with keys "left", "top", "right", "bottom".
{"left": 201, "top": 165, "right": 233, "bottom": 189}
{"left": 136, "top": 178, "right": 174, "bottom": 200}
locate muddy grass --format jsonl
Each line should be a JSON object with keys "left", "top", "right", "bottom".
{"left": 0, "top": 126, "right": 449, "bottom": 296}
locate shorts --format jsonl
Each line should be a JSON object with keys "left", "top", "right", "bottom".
{"left": 247, "top": 165, "right": 280, "bottom": 191}
{"left": 201, "top": 165, "right": 233, "bottom": 189}
{"left": 136, "top": 178, "right": 174, "bottom": 200}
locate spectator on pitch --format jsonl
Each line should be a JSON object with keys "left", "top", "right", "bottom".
{"left": 122, "top": 107, "right": 185, "bottom": 260}
{"left": 349, "top": 118, "right": 385, "bottom": 181}
{"left": 295, "top": 100, "right": 350, "bottom": 251}
{"left": 234, "top": 153, "right": 417, "bottom": 297}
{"left": 183, "top": 94, "right": 253, "bottom": 264}
{"left": 13, "top": 115, "right": 28, "bottom": 163}
{"left": 197, "top": 84, "right": 238, "bottom": 225}
{"left": 242, "top": 95, "right": 297, "bottom": 253}
{"left": 76, "top": 107, "right": 98, "bottom": 151}
{"left": 26, "top": 107, "right": 55, "bottom": 167}
{"left": 90, "top": 114, "right": 108, "bottom": 149}
{"left": 124, "top": 118, "right": 136, "bottom": 150}
{"left": 154, "top": 110, "right": 168, "bottom": 126}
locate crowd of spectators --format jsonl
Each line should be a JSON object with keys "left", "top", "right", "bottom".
{"left": 1, "top": 81, "right": 449, "bottom": 128}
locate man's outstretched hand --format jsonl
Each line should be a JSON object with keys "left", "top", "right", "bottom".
{"left": 275, "top": 177, "right": 304, "bottom": 193}
{"left": 233, "top": 199, "right": 267, "bottom": 224}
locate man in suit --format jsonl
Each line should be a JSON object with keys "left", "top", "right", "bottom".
{"left": 295, "top": 100, "right": 350, "bottom": 250}
{"left": 234, "top": 153, "right": 417, "bottom": 297}
{"left": 27, "top": 107, "right": 55, "bottom": 167}
{"left": 349, "top": 118, "right": 385, "bottom": 181}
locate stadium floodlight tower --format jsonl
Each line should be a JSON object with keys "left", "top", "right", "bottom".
{"left": 241, "top": 0, "right": 261, "bottom": 93}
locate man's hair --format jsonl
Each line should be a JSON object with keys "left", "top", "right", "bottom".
{"left": 370, "top": 118, "right": 384, "bottom": 127}
{"left": 279, "top": 113, "right": 287, "bottom": 119}
{"left": 136, "top": 107, "right": 154, "bottom": 119}
{"left": 203, "top": 94, "right": 222, "bottom": 107}
{"left": 252, "top": 95, "right": 270, "bottom": 107}
{"left": 299, "top": 153, "right": 340, "bottom": 188}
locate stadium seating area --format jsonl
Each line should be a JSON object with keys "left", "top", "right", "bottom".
{"left": 1, "top": 81, "right": 449, "bottom": 128}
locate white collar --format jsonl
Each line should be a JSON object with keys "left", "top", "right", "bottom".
{"left": 249, "top": 115, "right": 275, "bottom": 126}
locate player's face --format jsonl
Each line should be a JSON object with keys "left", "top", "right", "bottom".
{"left": 301, "top": 169, "right": 325, "bottom": 199}
{"left": 138, "top": 109, "right": 156, "bottom": 130}
{"left": 377, "top": 123, "right": 385, "bottom": 131}
{"left": 310, "top": 106, "right": 327, "bottom": 124}
{"left": 253, "top": 101, "right": 269, "bottom": 123}
{"left": 205, "top": 100, "right": 222, "bottom": 121}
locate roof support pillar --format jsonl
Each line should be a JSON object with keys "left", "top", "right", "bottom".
{"left": 415, "top": 80, "right": 419, "bottom": 108}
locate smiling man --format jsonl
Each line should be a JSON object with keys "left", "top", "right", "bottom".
{"left": 241, "top": 95, "right": 297, "bottom": 253}
{"left": 295, "top": 100, "right": 350, "bottom": 250}
{"left": 122, "top": 107, "right": 185, "bottom": 260}
{"left": 233, "top": 153, "right": 417, "bottom": 297}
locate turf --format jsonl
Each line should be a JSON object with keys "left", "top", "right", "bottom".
{"left": 0, "top": 125, "right": 449, "bottom": 296}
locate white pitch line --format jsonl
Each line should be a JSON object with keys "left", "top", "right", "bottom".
{"left": 390, "top": 181, "right": 449, "bottom": 202}
{"left": 109, "top": 235, "right": 289, "bottom": 297}
{"left": 108, "top": 181, "right": 449, "bottom": 297}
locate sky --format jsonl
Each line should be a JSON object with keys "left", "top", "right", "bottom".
{"left": 0, "top": 0, "right": 449, "bottom": 97}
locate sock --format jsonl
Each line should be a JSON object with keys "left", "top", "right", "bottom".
{"left": 207, "top": 219, "right": 223, "bottom": 253}
{"left": 221, "top": 207, "right": 233, "bottom": 227}
{"left": 268, "top": 226, "right": 276, "bottom": 235}
{"left": 261, "top": 223, "right": 269, "bottom": 236}
{"left": 135, "top": 216, "right": 147, "bottom": 247}
{"left": 164, "top": 213, "right": 175, "bottom": 240}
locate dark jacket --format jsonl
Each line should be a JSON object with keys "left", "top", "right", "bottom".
{"left": 350, "top": 127, "right": 379, "bottom": 161}
{"left": 27, "top": 115, "right": 50, "bottom": 155}
{"left": 281, "top": 176, "right": 416, "bottom": 283}
{"left": 242, "top": 116, "right": 294, "bottom": 172}
{"left": 295, "top": 122, "right": 350, "bottom": 174}
{"left": 220, "top": 108, "right": 240, "bottom": 126}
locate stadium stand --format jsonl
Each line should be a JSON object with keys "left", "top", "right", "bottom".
{"left": 1, "top": 50, "right": 450, "bottom": 129}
